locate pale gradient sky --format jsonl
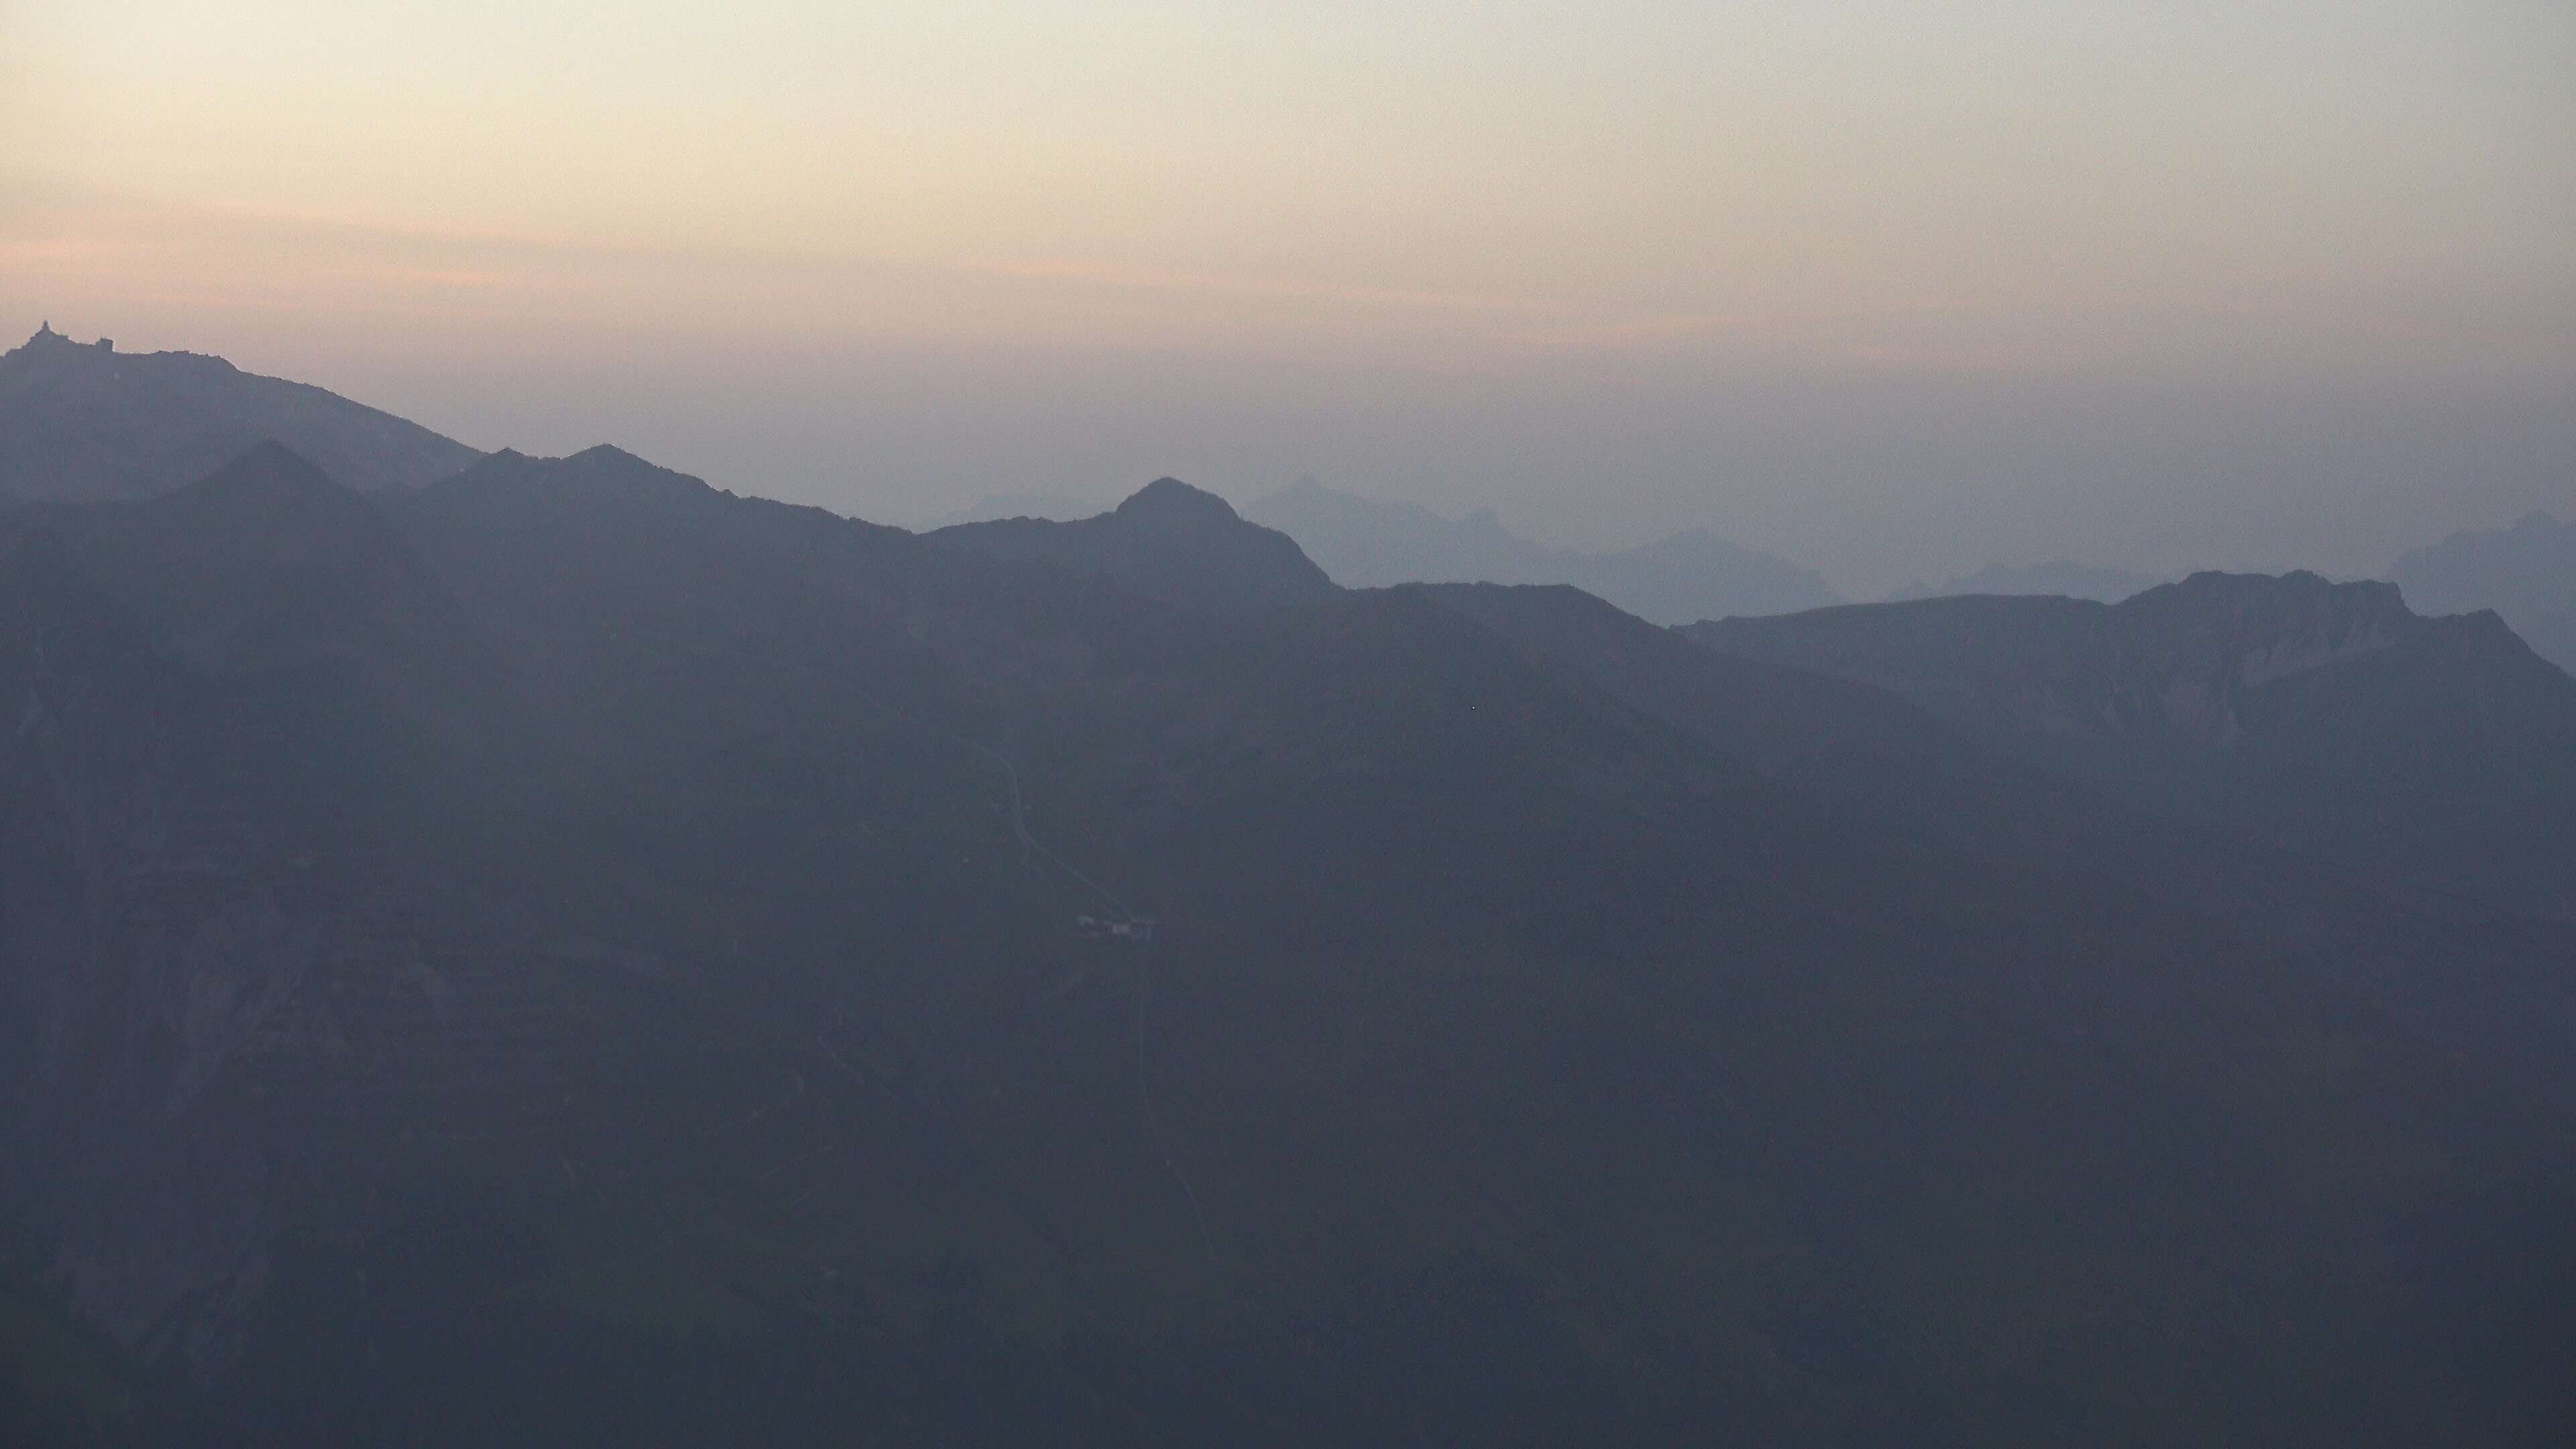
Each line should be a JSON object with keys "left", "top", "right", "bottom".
{"left": 4, "top": 1, "right": 2572, "bottom": 591}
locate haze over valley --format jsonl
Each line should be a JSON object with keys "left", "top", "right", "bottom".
{"left": 5, "top": 3, "right": 2574, "bottom": 1444}
{"left": 3, "top": 323, "right": 2575, "bottom": 1443}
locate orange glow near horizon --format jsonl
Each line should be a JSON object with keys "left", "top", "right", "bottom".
{"left": 5, "top": 1, "right": 2569, "bottom": 380}
{"left": 5, "top": 1, "right": 2572, "bottom": 593}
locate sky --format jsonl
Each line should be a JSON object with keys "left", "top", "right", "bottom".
{"left": 3, "top": 0, "right": 2571, "bottom": 592}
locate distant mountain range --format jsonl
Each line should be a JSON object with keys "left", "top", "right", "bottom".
{"left": 1689, "top": 572, "right": 2576, "bottom": 916}
{"left": 924, "top": 492, "right": 1106, "bottom": 529}
{"left": 931, "top": 479, "right": 1336, "bottom": 612}
{"left": 2391, "top": 511, "right": 2576, "bottom": 674}
{"left": 0, "top": 324, "right": 482, "bottom": 502}
{"left": 8, "top": 341, "right": 2576, "bottom": 1442}
{"left": 1242, "top": 476, "right": 1843, "bottom": 623}
{"left": 1888, "top": 559, "right": 2165, "bottom": 603}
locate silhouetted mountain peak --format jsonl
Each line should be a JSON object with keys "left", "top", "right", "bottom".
{"left": 0, "top": 443, "right": 376, "bottom": 563}
{"left": 431, "top": 443, "right": 722, "bottom": 511}
{"left": 933, "top": 476, "right": 1336, "bottom": 612}
{"left": 0, "top": 327, "right": 478, "bottom": 501}
{"left": 140, "top": 442, "right": 394, "bottom": 560}
{"left": 549, "top": 442, "right": 686, "bottom": 479}
{"left": 567, "top": 442, "right": 651, "bottom": 470}
{"left": 0, "top": 445, "right": 513, "bottom": 710}
{"left": 190, "top": 438, "right": 345, "bottom": 499}
{"left": 1115, "top": 476, "right": 1241, "bottom": 524}
{"left": 7, "top": 324, "right": 124, "bottom": 372}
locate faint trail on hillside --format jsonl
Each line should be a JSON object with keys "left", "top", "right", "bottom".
{"left": 957, "top": 737, "right": 1131, "bottom": 916}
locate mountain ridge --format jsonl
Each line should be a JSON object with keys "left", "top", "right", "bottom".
{"left": 931, "top": 476, "right": 1338, "bottom": 612}
{"left": 8, "top": 429, "right": 2576, "bottom": 1441}
{"left": 2391, "top": 509, "right": 2576, "bottom": 674}
{"left": 1688, "top": 570, "right": 2576, "bottom": 914}
{"left": 0, "top": 325, "right": 483, "bottom": 502}
{"left": 1888, "top": 559, "right": 2166, "bottom": 604}
{"left": 1243, "top": 476, "right": 1841, "bottom": 623}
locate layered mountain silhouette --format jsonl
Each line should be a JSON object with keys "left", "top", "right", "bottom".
{"left": 2392, "top": 511, "right": 2576, "bottom": 674}
{"left": 1690, "top": 572, "right": 2576, "bottom": 916}
{"left": 1888, "top": 559, "right": 2165, "bottom": 603}
{"left": 924, "top": 491, "right": 1106, "bottom": 529}
{"left": 0, "top": 323, "right": 480, "bottom": 502}
{"left": 7, "top": 428, "right": 2576, "bottom": 1444}
{"left": 930, "top": 477, "right": 1337, "bottom": 612}
{"left": 1244, "top": 475, "right": 1842, "bottom": 623}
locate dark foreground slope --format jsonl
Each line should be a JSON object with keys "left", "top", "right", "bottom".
{"left": 4, "top": 452, "right": 2574, "bottom": 1446}
{"left": 1689, "top": 573, "right": 2576, "bottom": 918}
{"left": 0, "top": 326, "right": 481, "bottom": 502}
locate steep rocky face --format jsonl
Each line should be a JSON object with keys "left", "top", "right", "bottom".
{"left": 2113, "top": 572, "right": 2420, "bottom": 730}
{"left": 0, "top": 326, "right": 482, "bottom": 503}
{"left": 0, "top": 523, "right": 468, "bottom": 1375}
{"left": 0, "top": 445, "right": 582, "bottom": 1385}
{"left": 1688, "top": 572, "right": 2576, "bottom": 913}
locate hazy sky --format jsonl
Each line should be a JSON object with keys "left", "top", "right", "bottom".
{"left": 5, "top": 1, "right": 2571, "bottom": 590}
